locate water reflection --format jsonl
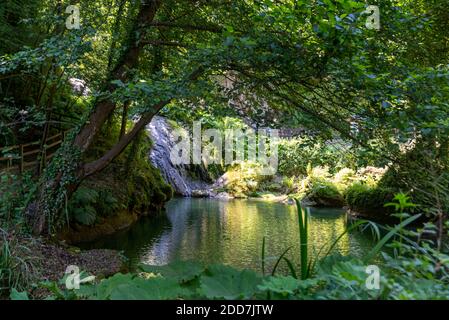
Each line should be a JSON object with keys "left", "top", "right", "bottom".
{"left": 81, "top": 198, "right": 374, "bottom": 273}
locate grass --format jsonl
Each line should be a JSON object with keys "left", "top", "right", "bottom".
{"left": 0, "top": 228, "right": 37, "bottom": 297}
{"left": 296, "top": 200, "right": 308, "bottom": 279}
{"left": 263, "top": 196, "right": 421, "bottom": 281}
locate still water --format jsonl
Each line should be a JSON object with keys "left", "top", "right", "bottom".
{"left": 81, "top": 198, "right": 375, "bottom": 272}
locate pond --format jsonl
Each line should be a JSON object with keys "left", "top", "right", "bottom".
{"left": 80, "top": 198, "right": 376, "bottom": 273}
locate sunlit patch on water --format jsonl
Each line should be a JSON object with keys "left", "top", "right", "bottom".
{"left": 80, "top": 198, "right": 375, "bottom": 273}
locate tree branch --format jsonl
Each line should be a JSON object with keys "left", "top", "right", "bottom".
{"left": 83, "top": 100, "right": 170, "bottom": 178}
{"left": 149, "top": 21, "right": 222, "bottom": 33}
{"left": 142, "top": 40, "right": 190, "bottom": 48}
{"left": 82, "top": 66, "right": 205, "bottom": 177}
{"left": 73, "top": 0, "right": 162, "bottom": 152}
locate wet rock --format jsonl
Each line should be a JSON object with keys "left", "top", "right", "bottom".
{"left": 191, "top": 189, "right": 211, "bottom": 198}
{"left": 148, "top": 116, "right": 212, "bottom": 196}
{"left": 214, "top": 192, "right": 233, "bottom": 200}
{"left": 58, "top": 211, "right": 138, "bottom": 244}
{"left": 68, "top": 78, "right": 91, "bottom": 96}
{"left": 301, "top": 195, "right": 345, "bottom": 208}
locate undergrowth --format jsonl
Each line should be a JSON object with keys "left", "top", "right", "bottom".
{"left": 15, "top": 195, "right": 448, "bottom": 300}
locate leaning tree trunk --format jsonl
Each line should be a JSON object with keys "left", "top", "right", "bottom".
{"left": 27, "top": 0, "right": 163, "bottom": 235}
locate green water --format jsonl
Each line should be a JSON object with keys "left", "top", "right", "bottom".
{"left": 81, "top": 198, "right": 375, "bottom": 272}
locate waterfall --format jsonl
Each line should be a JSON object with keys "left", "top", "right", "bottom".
{"left": 148, "top": 116, "right": 212, "bottom": 197}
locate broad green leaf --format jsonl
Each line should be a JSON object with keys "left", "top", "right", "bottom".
{"left": 93, "top": 273, "right": 191, "bottom": 300}
{"left": 139, "top": 260, "right": 204, "bottom": 283}
{"left": 10, "top": 288, "right": 29, "bottom": 300}
{"left": 199, "top": 264, "right": 262, "bottom": 300}
{"left": 94, "top": 273, "right": 135, "bottom": 299}
{"left": 109, "top": 277, "right": 191, "bottom": 300}
{"left": 258, "top": 276, "right": 300, "bottom": 296}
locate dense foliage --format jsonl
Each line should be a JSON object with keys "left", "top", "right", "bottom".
{"left": 13, "top": 200, "right": 449, "bottom": 300}
{"left": 0, "top": 0, "right": 448, "bottom": 301}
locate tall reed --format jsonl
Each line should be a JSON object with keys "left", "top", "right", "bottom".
{"left": 265, "top": 197, "right": 421, "bottom": 280}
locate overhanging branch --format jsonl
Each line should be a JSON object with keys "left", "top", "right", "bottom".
{"left": 141, "top": 40, "right": 190, "bottom": 48}
{"left": 149, "top": 21, "right": 223, "bottom": 33}
{"left": 83, "top": 100, "right": 170, "bottom": 178}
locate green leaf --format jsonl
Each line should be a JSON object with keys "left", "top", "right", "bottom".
{"left": 108, "top": 283, "right": 151, "bottom": 300}
{"left": 72, "top": 205, "right": 97, "bottom": 225}
{"left": 199, "top": 264, "right": 262, "bottom": 299}
{"left": 364, "top": 214, "right": 422, "bottom": 262}
{"left": 139, "top": 260, "right": 204, "bottom": 283}
{"left": 93, "top": 273, "right": 191, "bottom": 300}
{"left": 94, "top": 273, "right": 135, "bottom": 299}
{"left": 258, "top": 276, "right": 300, "bottom": 296}
{"left": 109, "top": 277, "right": 190, "bottom": 300}
{"left": 10, "top": 288, "right": 29, "bottom": 300}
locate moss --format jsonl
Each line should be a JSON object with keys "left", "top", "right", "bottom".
{"left": 58, "top": 210, "right": 139, "bottom": 243}
{"left": 65, "top": 121, "right": 173, "bottom": 231}
{"left": 128, "top": 164, "right": 173, "bottom": 212}
{"left": 304, "top": 178, "right": 345, "bottom": 207}
{"left": 344, "top": 182, "right": 394, "bottom": 217}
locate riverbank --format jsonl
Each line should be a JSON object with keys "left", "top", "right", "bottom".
{"left": 0, "top": 232, "right": 126, "bottom": 299}
{"left": 57, "top": 210, "right": 139, "bottom": 244}
{"left": 185, "top": 164, "right": 397, "bottom": 223}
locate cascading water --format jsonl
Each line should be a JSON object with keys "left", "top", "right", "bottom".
{"left": 148, "top": 116, "right": 212, "bottom": 197}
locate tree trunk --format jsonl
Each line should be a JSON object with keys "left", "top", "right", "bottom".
{"left": 83, "top": 100, "right": 169, "bottom": 177}
{"left": 119, "top": 101, "right": 130, "bottom": 140}
{"left": 29, "top": 0, "right": 162, "bottom": 235}
{"left": 74, "top": 0, "right": 161, "bottom": 152}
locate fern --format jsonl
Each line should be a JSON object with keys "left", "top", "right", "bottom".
{"left": 96, "top": 190, "right": 119, "bottom": 216}
{"left": 68, "top": 187, "right": 99, "bottom": 226}
{"left": 71, "top": 206, "right": 96, "bottom": 226}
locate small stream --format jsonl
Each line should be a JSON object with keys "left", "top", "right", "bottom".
{"left": 80, "top": 198, "right": 376, "bottom": 273}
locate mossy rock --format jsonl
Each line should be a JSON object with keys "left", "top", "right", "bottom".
{"left": 344, "top": 182, "right": 394, "bottom": 217}
{"left": 262, "top": 182, "right": 283, "bottom": 193}
{"left": 305, "top": 179, "right": 345, "bottom": 208}
{"left": 67, "top": 126, "right": 173, "bottom": 228}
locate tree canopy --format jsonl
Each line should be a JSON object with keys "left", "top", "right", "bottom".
{"left": 0, "top": 0, "right": 447, "bottom": 232}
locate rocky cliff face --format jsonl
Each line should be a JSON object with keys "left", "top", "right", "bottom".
{"left": 148, "top": 116, "right": 212, "bottom": 197}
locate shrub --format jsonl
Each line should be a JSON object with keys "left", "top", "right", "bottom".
{"left": 304, "top": 178, "right": 345, "bottom": 207}
{"left": 220, "top": 161, "right": 269, "bottom": 197}
{"left": 379, "top": 152, "right": 449, "bottom": 216}
{"left": 0, "top": 172, "right": 36, "bottom": 228}
{"left": 282, "top": 176, "right": 297, "bottom": 194}
{"left": 294, "top": 166, "right": 345, "bottom": 207}
{"left": 277, "top": 138, "right": 354, "bottom": 176}
{"left": 333, "top": 168, "right": 357, "bottom": 190}
{"left": 96, "top": 190, "right": 120, "bottom": 216}
{"left": 344, "top": 182, "right": 394, "bottom": 217}
{"left": 68, "top": 187, "right": 99, "bottom": 226}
